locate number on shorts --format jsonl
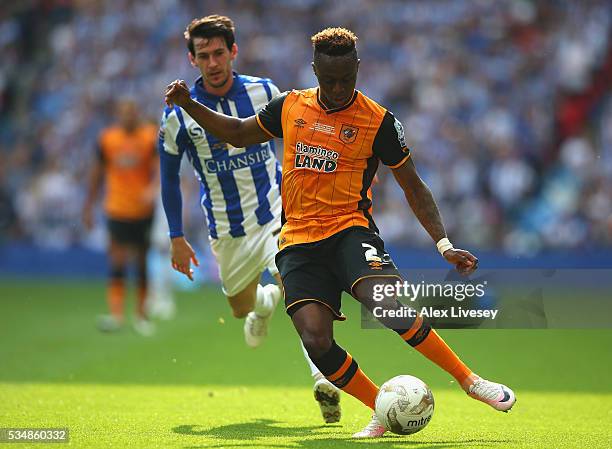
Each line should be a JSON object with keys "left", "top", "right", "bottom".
{"left": 362, "top": 243, "right": 382, "bottom": 262}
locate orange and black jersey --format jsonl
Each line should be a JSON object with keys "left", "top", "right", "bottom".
{"left": 256, "top": 88, "right": 410, "bottom": 250}
{"left": 98, "top": 124, "right": 158, "bottom": 221}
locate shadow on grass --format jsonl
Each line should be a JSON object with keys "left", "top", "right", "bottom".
{"left": 174, "top": 419, "right": 320, "bottom": 440}
{"left": 174, "top": 419, "right": 514, "bottom": 449}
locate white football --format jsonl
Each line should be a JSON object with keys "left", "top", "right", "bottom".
{"left": 375, "top": 374, "right": 435, "bottom": 435}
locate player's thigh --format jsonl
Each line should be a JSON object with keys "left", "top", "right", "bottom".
{"left": 276, "top": 245, "right": 345, "bottom": 321}
{"left": 226, "top": 274, "right": 260, "bottom": 316}
{"left": 210, "top": 234, "right": 264, "bottom": 299}
{"left": 259, "top": 220, "right": 281, "bottom": 279}
{"left": 255, "top": 220, "right": 284, "bottom": 295}
{"left": 336, "top": 227, "right": 402, "bottom": 302}
{"left": 352, "top": 276, "right": 404, "bottom": 314}
{"left": 254, "top": 219, "right": 284, "bottom": 294}
{"left": 107, "top": 219, "right": 131, "bottom": 266}
{"left": 131, "top": 216, "right": 153, "bottom": 266}
{"left": 107, "top": 217, "right": 152, "bottom": 262}
{"left": 273, "top": 272, "right": 284, "bottom": 297}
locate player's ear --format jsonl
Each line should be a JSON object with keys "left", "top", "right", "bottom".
{"left": 311, "top": 61, "right": 317, "bottom": 77}
{"left": 188, "top": 52, "right": 197, "bottom": 68}
{"left": 230, "top": 43, "right": 238, "bottom": 61}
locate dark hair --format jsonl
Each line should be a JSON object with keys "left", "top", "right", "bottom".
{"left": 311, "top": 27, "right": 358, "bottom": 57}
{"left": 184, "top": 15, "right": 235, "bottom": 55}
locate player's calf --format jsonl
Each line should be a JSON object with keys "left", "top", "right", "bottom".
{"left": 227, "top": 290, "right": 256, "bottom": 319}
{"left": 230, "top": 304, "right": 252, "bottom": 319}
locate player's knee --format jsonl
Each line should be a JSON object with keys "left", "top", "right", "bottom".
{"left": 301, "top": 332, "right": 332, "bottom": 360}
{"left": 137, "top": 271, "right": 147, "bottom": 285}
{"left": 110, "top": 266, "right": 126, "bottom": 280}
{"left": 227, "top": 294, "right": 254, "bottom": 318}
{"left": 231, "top": 307, "right": 250, "bottom": 319}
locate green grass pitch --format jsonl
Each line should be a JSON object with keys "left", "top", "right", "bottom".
{"left": 1, "top": 280, "right": 611, "bottom": 448}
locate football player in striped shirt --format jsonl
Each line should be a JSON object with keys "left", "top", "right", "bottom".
{"left": 159, "top": 15, "right": 341, "bottom": 424}
{"left": 164, "top": 27, "right": 516, "bottom": 438}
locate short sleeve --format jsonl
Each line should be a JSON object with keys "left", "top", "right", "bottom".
{"left": 372, "top": 111, "right": 411, "bottom": 168}
{"left": 159, "top": 108, "right": 181, "bottom": 156}
{"left": 256, "top": 92, "right": 288, "bottom": 139}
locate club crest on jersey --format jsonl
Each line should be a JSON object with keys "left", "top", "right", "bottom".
{"left": 340, "top": 124, "right": 359, "bottom": 144}
{"left": 295, "top": 141, "right": 338, "bottom": 173}
{"left": 188, "top": 125, "right": 205, "bottom": 141}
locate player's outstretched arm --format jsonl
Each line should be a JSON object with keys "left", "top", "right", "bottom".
{"left": 164, "top": 79, "right": 270, "bottom": 148}
{"left": 392, "top": 158, "right": 478, "bottom": 275}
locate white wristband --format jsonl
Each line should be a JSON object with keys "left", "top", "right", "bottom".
{"left": 436, "top": 237, "right": 454, "bottom": 256}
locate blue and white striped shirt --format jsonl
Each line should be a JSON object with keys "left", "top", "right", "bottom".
{"left": 159, "top": 73, "right": 282, "bottom": 239}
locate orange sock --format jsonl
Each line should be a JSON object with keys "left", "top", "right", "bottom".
{"left": 137, "top": 283, "right": 147, "bottom": 319}
{"left": 341, "top": 368, "right": 379, "bottom": 409}
{"left": 311, "top": 341, "right": 379, "bottom": 410}
{"left": 326, "top": 353, "right": 379, "bottom": 410}
{"left": 400, "top": 316, "right": 474, "bottom": 389}
{"left": 108, "top": 279, "right": 125, "bottom": 320}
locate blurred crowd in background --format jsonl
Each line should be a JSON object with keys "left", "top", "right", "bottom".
{"left": 1, "top": 0, "right": 611, "bottom": 255}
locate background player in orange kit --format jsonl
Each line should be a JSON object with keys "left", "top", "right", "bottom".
{"left": 164, "top": 27, "right": 516, "bottom": 438}
{"left": 83, "top": 99, "right": 158, "bottom": 336}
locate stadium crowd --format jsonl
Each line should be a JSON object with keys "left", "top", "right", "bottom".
{"left": 0, "top": 0, "right": 610, "bottom": 255}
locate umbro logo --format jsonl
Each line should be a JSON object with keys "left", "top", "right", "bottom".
{"left": 369, "top": 261, "right": 383, "bottom": 270}
{"left": 294, "top": 118, "right": 307, "bottom": 128}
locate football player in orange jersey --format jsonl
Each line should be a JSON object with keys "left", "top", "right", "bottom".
{"left": 164, "top": 27, "right": 515, "bottom": 438}
{"left": 83, "top": 99, "right": 158, "bottom": 336}
{"left": 161, "top": 15, "right": 342, "bottom": 424}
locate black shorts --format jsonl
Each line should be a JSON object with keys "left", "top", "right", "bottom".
{"left": 107, "top": 216, "right": 153, "bottom": 247}
{"left": 275, "top": 226, "right": 401, "bottom": 320}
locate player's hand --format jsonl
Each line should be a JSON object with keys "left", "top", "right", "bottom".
{"left": 165, "top": 80, "right": 191, "bottom": 108}
{"left": 443, "top": 248, "right": 478, "bottom": 276}
{"left": 170, "top": 236, "right": 199, "bottom": 281}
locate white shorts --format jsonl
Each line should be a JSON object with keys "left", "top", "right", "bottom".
{"left": 209, "top": 219, "right": 281, "bottom": 297}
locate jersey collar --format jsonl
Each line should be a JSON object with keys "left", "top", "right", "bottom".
{"left": 316, "top": 88, "right": 358, "bottom": 114}
{"left": 194, "top": 71, "right": 242, "bottom": 101}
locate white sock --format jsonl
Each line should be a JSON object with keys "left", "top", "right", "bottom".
{"left": 253, "top": 284, "right": 273, "bottom": 316}
{"left": 301, "top": 340, "right": 324, "bottom": 380}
